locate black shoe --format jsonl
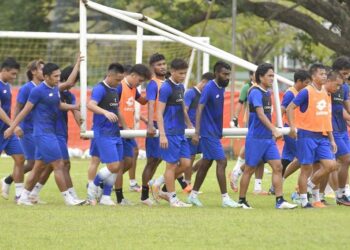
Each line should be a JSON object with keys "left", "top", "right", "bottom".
{"left": 238, "top": 200, "right": 253, "bottom": 209}
{"left": 336, "top": 195, "right": 350, "bottom": 206}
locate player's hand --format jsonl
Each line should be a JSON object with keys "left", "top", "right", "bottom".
{"left": 76, "top": 53, "right": 85, "bottom": 65}
{"left": 147, "top": 125, "right": 156, "bottom": 137}
{"left": 14, "top": 126, "right": 23, "bottom": 138}
{"left": 230, "top": 117, "right": 239, "bottom": 128}
{"left": 160, "top": 134, "right": 168, "bottom": 149}
{"left": 192, "top": 133, "right": 200, "bottom": 145}
{"left": 272, "top": 128, "right": 282, "bottom": 139}
{"left": 4, "top": 127, "right": 14, "bottom": 139}
{"left": 288, "top": 127, "right": 297, "bottom": 139}
{"left": 331, "top": 140, "right": 337, "bottom": 154}
{"left": 104, "top": 111, "right": 118, "bottom": 123}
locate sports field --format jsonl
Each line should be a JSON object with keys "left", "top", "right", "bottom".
{"left": 0, "top": 158, "right": 349, "bottom": 250}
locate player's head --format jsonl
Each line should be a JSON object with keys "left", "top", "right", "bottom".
{"left": 170, "top": 59, "right": 188, "bottom": 83}
{"left": 214, "top": 61, "right": 231, "bottom": 87}
{"left": 324, "top": 70, "right": 342, "bottom": 94}
{"left": 294, "top": 70, "right": 311, "bottom": 91}
{"left": 126, "top": 64, "right": 152, "bottom": 88}
{"left": 309, "top": 63, "right": 326, "bottom": 85}
{"left": 149, "top": 53, "right": 167, "bottom": 78}
{"left": 332, "top": 56, "right": 350, "bottom": 82}
{"left": 106, "top": 63, "right": 124, "bottom": 87}
{"left": 197, "top": 72, "right": 214, "bottom": 90}
{"left": 255, "top": 63, "right": 274, "bottom": 88}
{"left": 60, "top": 65, "right": 79, "bottom": 88}
{"left": 123, "top": 64, "right": 132, "bottom": 77}
{"left": 26, "top": 59, "right": 44, "bottom": 82}
{"left": 0, "top": 57, "right": 20, "bottom": 83}
{"left": 43, "top": 63, "right": 60, "bottom": 86}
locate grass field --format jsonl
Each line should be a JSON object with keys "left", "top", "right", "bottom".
{"left": 0, "top": 158, "right": 349, "bottom": 250}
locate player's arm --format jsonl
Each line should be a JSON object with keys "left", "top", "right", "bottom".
{"left": 343, "top": 108, "right": 350, "bottom": 123}
{"left": 139, "top": 115, "right": 148, "bottom": 125}
{"left": 182, "top": 101, "right": 193, "bottom": 129}
{"left": 157, "top": 101, "right": 167, "bottom": 148}
{"left": 327, "top": 131, "right": 337, "bottom": 153}
{"left": 87, "top": 100, "right": 118, "bottom": 123}
{"left": 117, "top": 109, "right": 128, "bottom": 130}
{"left": 4, "top": 102, "right": 34, "bottom": 139}
{"left": 0, "top": 100, "right": 12, "bottom": 126}
{"left": 192, "top": 104, "right": 204, "bottom": 145}
{"left": 14, "top": 102, "right": 24, "bottom": 118}
{"left": 59, "top": 102, "right": 79, "bottom": 111}
{"left": 343, "top": 100, "right": 350, "bottom": 115}
{"left": 71, "top": 110, "right": 83, "bottom": 126}
{"left": 136, "top": 96, "right": 147, "bottom": 105}
{"left": 286, "top": 102, "right": 297, "bottom": 138}
{"left": 255, "top": 107, "right": 281, "bottom": 139}
{"left": 59, "top": 53, "right": 84, "bottom": 91}
{"left": 146, "top": 82, "right": 157, "bottom": 136}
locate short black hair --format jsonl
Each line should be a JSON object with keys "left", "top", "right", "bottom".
{"left": 294, "top": 70, "right": 311, "bottom": 83}
{"left": 60, "top": 66, "right": 80, "bottom": 83}
{"left": 309, "top": 63, "right": 325, "bottom": 76}
{"left": 26, "top": 59, "right": 44, "bottom": 81}
{"left": 123, "top": 64, "right": 132, "bottom": 74}
{"left": 108, "top": 63, "right": 124, "bottom": 74}
{"left": 43, "top": 63, "right": 59, "bottom": 77}
{"left": 327, "top": 70, "right": 341, "bottom": 81}
{"left": 213, "top": 61, "right": 231, "bottom": 73}
{"left": 1, "top": 57, "right": 20, "bottom": 71}
{"left": 255, "top": 63, "right": 274, "bottom": 84}
{"left": 170, "top": 58, "right": 188, "bottom": 70}
{"left": 129, "top": 64, "right": 152, "bottom": 80}
{"left": 249, "top": 70, "right": 254, "bottom": 76}
{"left": 332, "top": 56, "right": 350, "bottom": 71}
{"left": 149, "top": 53, "right": 165, "bottom": 65}
{"left": 201, "top": 72, "right": 215, "bottom": 81}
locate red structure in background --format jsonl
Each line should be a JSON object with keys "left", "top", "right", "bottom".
{"left": 10, "top": 87, "right": 284, "bottom": 157}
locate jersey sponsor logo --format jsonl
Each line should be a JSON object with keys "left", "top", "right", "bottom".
{"left": 49, "top": 93, "right": 53, "bottom": 97}
{"left": 316, "top": 99, "right": 328, "bottom": 115}
{"left": 216, "top": 94, "right": 220, "bottom": 98}
{"left": 124, "top": 97, "right": 135, "bottom": 111}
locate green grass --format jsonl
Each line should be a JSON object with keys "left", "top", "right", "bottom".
{"left": 0, "top": 158, "right": 349, "bottom": 250}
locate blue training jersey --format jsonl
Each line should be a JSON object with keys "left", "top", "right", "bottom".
{"left": 91, "top": 81, "right": 120, "bottom": 137}
{"left": 0, "top": 81, "right": 11, "bottom": 133}
{"left": 184, "top": 87, "right": 201, "bottom": 127}
{"left": 199, "top": 80, "right": 225, "bottom": 138}
{"left": 247, "top": 86, "right": 273, "bottom": 139}
{"left": 56, "top": 90, "right": 76, "bottom": 138}
{"left": 331, "top": 83, "right": 349, "bottom": 133}
{"left": 158, "top": 79, "right": 185, "bottom": 135}
{"left": 28, "top": 82, "right": 60, "bottom": 136}
{"left": 17, "top": 81, "right": 37, "bottom": 134}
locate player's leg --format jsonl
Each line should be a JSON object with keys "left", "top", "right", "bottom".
{"left": 230, "top": 146, "right": 245, "bottom": 191}
{"left": 129, "top": 143, "right": 141, "bottom": 192}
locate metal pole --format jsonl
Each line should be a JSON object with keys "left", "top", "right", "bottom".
{"left": 273, "top": 56, "right": 283, "bottom": 127}
{"left": 79, "top": 0, "right": 88, "bottom": 133}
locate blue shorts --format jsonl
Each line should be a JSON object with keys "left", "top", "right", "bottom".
{"left": 334, "top": 132, "right": 350, "bottom": 158}
{"left": 296, "top": 137, "right": 334, "bottom": 165}
{"left": 0, "top": 134, "right": 23, "bottom": 156}
{"left": 95, "top": 136, "right": 123, "bottom": 164}
{"left": 200, "top": 137, "right": 225, "bottom": 160}
{"left": 89, "top": 138, "right": 99, "bottom": 157}
{"left": 34, "top": 134, "right": 62, "bottom": 164}
{"left": 245, "top": 138, "right": 280, "bottom": 167}
{"left": 57, "top": 135, "right": 69, "bottom": 160}
{"left": 160, "top": 135, "right": 190, "bottom": 164}
{"left": 19, "top": 133, "right": 35, "bottom": 160}
{"left": 187, "top": 138, "right": 202, "bottom": 156}
{"left": 122, "top": 138, "right": 137, "bottom": 158}
{"left": 146, "top": 122, "right": 160, "bottom": 159}
{"left": 282, "top": 134, "right": 297, "bottom": 161}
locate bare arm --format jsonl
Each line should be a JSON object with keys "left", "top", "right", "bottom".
{"left": 344, "top": 100, "right": 350, "bottom": 115}
{"left": 14, "top": 102, "right": 24, "bottom": 118}
{"left": 59, "top": 54, "right": 83, "bottom": 91}
{"left": 87, "top": 100, "right": 118, "bottom": 123}
{"left": 4, "top": 102, "right": 34, "bottom": 138}
{"left": 183, "top": 102, "right": 193, "bottom": 129}
{"left": 286, "top": 102, "right": 298, "bottom": 138}
{"left": 136, "top": 96, "right": 147, "bottom": 105}
{"left": 117, "top": 109, "right": 128, "bottom": 130}
{"left": 234, "top": 102, "right": 243, "bottom": 118}
{"left": 327, "top": 131, "right": 337, "bottom": 153}
{"left": 0, "top": 106, "right": 12, "bottom": 126}
{"left": 157, "top": 101, "right": 167, "bottom": 148}
{"left": 192, "top": 104, "right": 204, "bottom": 145}
{"left": 147, "top": 100, "right": 156, "bottom": 136}
{"left": 256, "top": 107, "right": 281, "bottom": 138}
{"left": 71, "top": 110, "right": 82, "bottom": 127}
{"left": 59, "top": 102, "right": 79, "bottom": 111}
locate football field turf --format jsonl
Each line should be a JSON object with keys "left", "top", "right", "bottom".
{"left": 0, "top": 158, "right": 349, "bottom": 249}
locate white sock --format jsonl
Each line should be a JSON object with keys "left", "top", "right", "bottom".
{"left": 105, "top": 174, "right": 117, "bottom": 186}
{"left": 190, "top": 190, "right": 199, "bottom": 199}
{"left": 98, "top": 167, "right": 113, "bottom": 181}
{"left": 307, "top": 178, "right": 316, "bottom": 189}
{"left": 336, "top": 188, "right": 345, "bottom": 198}
{"left": 233, "top": 167, "right": 243, "bottom": 178}
{"left": 20, "top": 189, "right": 30, "bottom": 200}
{"left": 312, "top": 189, "right": 320, "bottom": 202}
{"left": 68, "top": 187, "right": 78, "bottom": 199}
{"left": 168, "top": 192, "right": 177, "bottom": 203}
{"left": 154, "top": 175, "right": 165, "bottom": 186}
{"left": 345, "top": 184, "right": 350, "bottom": 196}
{"left": 30, "top": 183, "right": 43, "bottom": 197}
{"left": 221, "top": 193, "right": 230, "bottom": 200}
{"left": 234, "top": 157, "right": 245, "bottom": 171}
{"left": 130, "top": 179, "right": 137, "bottom": 186}
{"left": 300, "top": 193, "right": 308, "bottom": 206}
{"left": 15, "top": 183, "right": 24, "bottom": 198}
{"left": 61, "top": 190, "right": 72, "bottom": 203}
{"left": 254, "top": 179, "right": 262, "bottom": 191}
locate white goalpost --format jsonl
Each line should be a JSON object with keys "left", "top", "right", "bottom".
{"left": 79, "top": 0, "right": 293, "bottom": 139}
